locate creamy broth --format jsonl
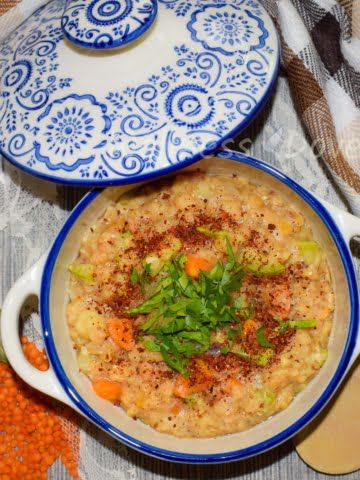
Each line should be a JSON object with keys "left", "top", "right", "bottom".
{"left": 67, "top": 173, "right": 334, "bottom": 438}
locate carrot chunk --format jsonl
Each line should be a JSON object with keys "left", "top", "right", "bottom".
{"left": 185, "top": 255, "right": 215, "bottom": 278}
{"left": 173, "top": 363, "right": 213, "bottom": 398}
{"left": 108, "top": 317, "right": 135, "bottom": 351}
{"left": 223, "top": 377, "right": 242, "bottom": 394}
{"left": 188, "top": 359, "right": 214, "bottom": 393}
{"left": 170, "top": 400, "right": 183, "bottom": 415}
{"left": 92, "top": 379, "right": 122, "bottom": 401}
{"left": 243, "top": 319, "right": 256, "bottom": 337}
{"left": 173, "top": 376, "right": 191, "bottom": 398}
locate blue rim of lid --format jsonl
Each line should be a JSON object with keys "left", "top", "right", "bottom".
{"left": 40, "top": 151, "right": 359, "bottom": 463}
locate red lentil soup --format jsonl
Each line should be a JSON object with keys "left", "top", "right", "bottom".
{"left": 67, "top": 172, "right": 334, "bottom": 438}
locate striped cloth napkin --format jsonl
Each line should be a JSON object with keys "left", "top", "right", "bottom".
{"left": 0, "top": 0, "right": 359, "bottom": 213}
{"left": 263, "top": 0, "right": 360, "bottom": 214}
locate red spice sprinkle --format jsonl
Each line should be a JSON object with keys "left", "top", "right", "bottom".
{"left": 84, "top": 180, "right": 308, "bottom": 391}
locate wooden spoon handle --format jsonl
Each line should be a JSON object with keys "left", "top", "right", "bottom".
{"left": 294, "top": 358, "right": 360, "bottom": 475}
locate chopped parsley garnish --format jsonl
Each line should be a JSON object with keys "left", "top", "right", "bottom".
{"left": 255, "top": 326, "right": 273, "bottom": 349}
{"left": 128, "top": 239, "right": 317, "bottom": 375}
{"left": 129, "top": 240, "right": 245, "bottom": 375}
{"left": 274, "top": 316, "right": 289, "bottom": 334}
{"left": 130, "top": 263, "right": 151, "bottom": 294}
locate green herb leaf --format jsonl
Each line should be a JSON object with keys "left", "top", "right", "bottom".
{"left": 129, "top": 291, "right": 164, "bottom": 314}
{"left": 158, "top": 317, "right": 186, "bottom": 335}
{"left": 142, "top": 338, "right": 161, "bottom": 352}
{"left": 226, "top": 237, "right": 235, "bottom": 266}
{"left": 232, "top": 345, "right": 250, "bottom": 360}
{"left": 140, "top": 311, "right": 162, "bottom": 332}
{"left": 234, "top": 295, "right": 255, "bottom": 320}
{"left": 220, "top": 346, "right": 230, "bottom": 354}
{"left": 160, "top": 344, "right": 189, "bottom": 376}
{"left": 274, "top": 316, "right": 289, "bottom": 334}
{"left": 130, "top": 267, "right": 139, "bottom": 284}
{"left": 130, "top": 242, "right": 246, "bottom": 374}
{"left": 228, "top": 328, "right": 238, "bottom": 341}
{"left": 178, "top": 331, "right": 210, "bottom": 347}
{"left": 129, "top": 263, "right": 152, "bottom": 293}
{"left": 256, "top": 326, "right": 273, "bottom": 348}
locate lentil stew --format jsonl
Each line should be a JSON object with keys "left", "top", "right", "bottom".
{"left": 66, "top": 172, "right": 334, "bottom": 438}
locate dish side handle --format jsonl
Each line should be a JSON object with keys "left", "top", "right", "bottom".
{"left": 318, "top": 197, "right": 360, "bottom": 364}
{"left": 319, "top": 198, "right": 360, "bottom": 245}
{"left": 0, "top": 256, "right": 72, "bottom": 407}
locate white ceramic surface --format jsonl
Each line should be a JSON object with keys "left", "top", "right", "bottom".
{"left": 0, "top": 0, "right": 279, "bottom": 185}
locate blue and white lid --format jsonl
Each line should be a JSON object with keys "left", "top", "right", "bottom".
{"left": 0, "top": 0, "right": 280, "bottom": 186}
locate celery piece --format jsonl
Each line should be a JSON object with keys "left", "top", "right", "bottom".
{"left": 144, "top": 254, "right": 163, "bottom": 277}
{"left": 183, "top": 395, "right": 197, "bottom": 407}
{"left": 297, "top": 241, "right": 321, "bottom": 265}
{"left": 239, "top": 246, "right": 285, "bottom": 276}
{"left": 255, "top": 387, "right": 276, "bottom": 408}
{"left": 311, "top": 347, "right": 328, "bottom": 367}
{"left": 145, "top": 238, "right": 182, "bottom": 277}
{"left": 289, "top": 319, "right": 317, "bottom": 329}
{"left": 68, "top": 263, "right": 94, "bottom": 284}
{"left": 253, "top": 349, "right": 273, "bottom": 366}
{"left": 246, "top": 261, "right": 285, "bottom": 277}
{"left": 117, "top": 231, "right": 132, "bottom": 249}
{"left": 196, "top": 226, "right": 228, "bottom": 238}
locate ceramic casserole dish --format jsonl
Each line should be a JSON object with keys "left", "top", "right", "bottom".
{"left": 1, "top": 151, "right": 360, "bottom": 463}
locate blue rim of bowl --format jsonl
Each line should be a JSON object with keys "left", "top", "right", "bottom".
{"left": 0, "top": 26, "right": 280, "bottom": 186}
{"left": 40, "top": 151, "right": 359, "bottom": 463}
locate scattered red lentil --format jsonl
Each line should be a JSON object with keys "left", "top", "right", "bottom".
{"left": 0, "top": 337, "right": 79, "bottom": 479}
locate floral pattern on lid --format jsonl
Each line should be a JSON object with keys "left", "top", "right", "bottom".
{"left": 35, "top": 94, "right": 111, "bottom": 170}
{"left": 61, "top": 0, "right": 158, "bottom": 49}
{"left": 0, "top": 0, "right": 279, "bottom": 185}
{"left": 187, "top": 4, "right": 268, "bottom": 56}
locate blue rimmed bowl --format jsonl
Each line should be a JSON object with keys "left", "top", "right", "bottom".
{"left": 2, "top": 151, "right": 360, "bottom": 463}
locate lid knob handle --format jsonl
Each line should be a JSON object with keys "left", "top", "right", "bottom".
{"left": 61, "top": 0, "right": 158, "bottom": 50}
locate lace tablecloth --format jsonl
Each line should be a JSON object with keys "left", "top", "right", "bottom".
{"left": 1, "top": 74, "right": 359, "bottom": 479}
